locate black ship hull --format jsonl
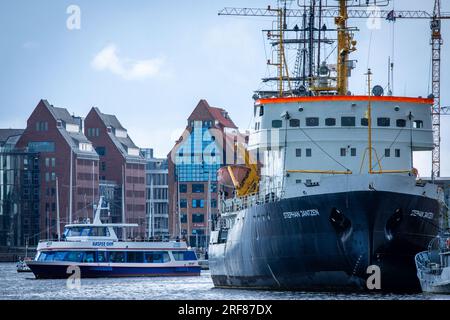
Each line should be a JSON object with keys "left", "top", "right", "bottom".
{"left": 209, "top": 191, "right": 441, "bottom": 292}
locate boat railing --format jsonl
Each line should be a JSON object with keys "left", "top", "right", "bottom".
{"left": 221, "top": 187, "right": 284, "bottom": 213}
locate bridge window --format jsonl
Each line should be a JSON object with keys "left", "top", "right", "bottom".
{"left": 414, "top": 120, "right": 424, "bottom": 129}
{"left": 396, "top": 119, "right": 407, "bottom": 127}
{"left": 340, "top": 148, "right": 347, "bottom": 157}
{"left": 289, "top": 119, "right": 300, "bottom": 127}
{"left": 295, "top": 148, "right": 302, "bottom": 157}
{"left": 361, "top": 118, "right": 368, "bottom": 126}
{"left": 395, "top": 149, "right": 401, "bottom": 158}
{"left": 351, "top": 148, "right": 356, "bottom": 157}
{"left": 325, "top": 118, "right": 336, "bottom": 126}
{"left": 341, "top": 117, "right": 355, "bottom": 127}
{"left": 306, "top": 148, "right": 312, "bottom": 157}
{"left": 259, "top": 105, "right": 264, "bottom": 117}
{"left": 385, "top": 149, "right": 391, "bottom": 157}
{"left": 306, "top": 117, "right": 319, "bottom": 127}
{"left": 272, "top": 120, "right": 282, "bottom": 128}
{"left": 377, "top": 117, "right": 391, "bottom": 127}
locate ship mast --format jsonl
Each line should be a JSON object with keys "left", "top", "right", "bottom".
{"left": 336, "top": 0, "right": 356, "bottom": 96}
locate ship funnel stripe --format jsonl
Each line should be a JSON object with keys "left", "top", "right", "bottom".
{"left": 256, "top": 96, "right": 433, "bottom": 105}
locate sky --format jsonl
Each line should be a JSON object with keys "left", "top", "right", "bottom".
{"left": 0, "top": 0, "right": 449, "bottom": 177}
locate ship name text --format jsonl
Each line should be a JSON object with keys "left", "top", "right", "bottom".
{"left": 283, "top": 209, "right": 320, "bottom": 219}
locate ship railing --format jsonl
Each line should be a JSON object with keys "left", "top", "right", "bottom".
{"left": 221, "top": 187, "right": 284, "bottom": 213}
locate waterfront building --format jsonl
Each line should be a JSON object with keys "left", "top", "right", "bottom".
{"left": 16, "top": 100, "right": 99, "bottom": 240}
{"left": 84, "top": 107, "right": 146, "bottom": 239}
{"left": 141, "top": 148, "right": 169, "bottom": 239}
{"left": 0, "top": 130, "right": 40, "bottom": 247}
{"left": 168, "top": 99, "right": 242, "bottom": 248}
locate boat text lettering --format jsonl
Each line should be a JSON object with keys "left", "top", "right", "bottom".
{"left": 283, "top": 209, "right": 320, "bottom": 219}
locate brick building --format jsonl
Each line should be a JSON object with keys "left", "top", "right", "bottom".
{"left": 84, "top": 107, "right": 146, "bottom": 239}
{"left": 16, "top": 100, "right": 99, "bottom": 240}
{"left": 168, "top": 99, "right": 242, "bottom": 248}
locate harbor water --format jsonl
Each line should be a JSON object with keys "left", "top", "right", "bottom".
{"left": 0, "top": 263, "right": 449, "bottom": 300}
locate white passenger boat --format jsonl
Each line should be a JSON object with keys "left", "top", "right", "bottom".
{"left": 26, "top": 197, "right": 201, "bottom": 279}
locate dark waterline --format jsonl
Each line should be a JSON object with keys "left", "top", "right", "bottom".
{"left": 0, "top": 263, "right": 448, "bottom": 300}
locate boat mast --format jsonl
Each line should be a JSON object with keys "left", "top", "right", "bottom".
{"left": 56, "top": 177, "right": 61, "bottom": 241}
{"left": 366, "top": 68, "right": 373, "bottom": 174}
{"left": 69, "top": 149, "right": 73, "bottom": 224}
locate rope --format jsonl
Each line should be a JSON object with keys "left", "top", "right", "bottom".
{"left": 298, "top": 126, "right": 351, "bottom": 171}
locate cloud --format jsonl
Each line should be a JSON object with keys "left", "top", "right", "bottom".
{"left": 91, "top": 44, "right": 164, "bottom": 80}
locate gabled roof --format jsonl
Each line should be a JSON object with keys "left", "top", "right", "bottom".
{"left": 42, "top": 100, "right": 79, "bottom": 125}
{"left": 187, "top": 99, "right": 237, "bottom": 129}
{"left": 90, "top": 107, "right": 144, "bottom": 162}
{"left": 93, "top": 107, "right": 125, "bottom": 130}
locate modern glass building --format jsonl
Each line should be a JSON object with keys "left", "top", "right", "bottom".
{"left": 168, "top": 100, "right": 241, "bottom": 250}
{"left": 0, "top": 147, "right": 40, "bottom": 247}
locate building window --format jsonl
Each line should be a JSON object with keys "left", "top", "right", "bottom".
{"left": 377, "top": 117, "right": 391, "bottom": 127}
{"left": 192, "top": 184, "right": 204, "bottom": 193}
{"left": 192, "top": 214, "right": 204, "bottom": 223}
{"left": 396, "top": 119, "right": 407, "bottom": 127}
{"left": 272, "top": 120, "right": 282, "bottom": 128}
{"left": 259, "top": 105, "right": 264, "bottom": 116}
{"left": 36, "top": 121, "right": 48, "bottom": 131}
{"left": 51, "top": 158, "right": 55, "bottom": 167}
{"left": 101, "top": 162, "right": 106, "bottom": 171}
{"left": 95, "top": 147, "right": 106, "bottom": 156}
{"left": 306, "top": 148, "right": 312, "bottom": 157}
{"left": 28, "top": 141, "right": 55, "bottom": 153}
{"left": 325, "top": 118, "right": 336, "bottom": 126}
{"left": 395, "top": 149, "right": 401, "bottom": 158}
{"left": 361, "top": 118, "right": 368, "bottom": 126}
{"left": 340, "top": 148, "right": 347, "bottom": 157}
{"left": 211, "top": 199, "right": 217, "bottom": 208}
{"left": 306, "top": 117, "right": 319, "bottom": 127}
{"left": 385, "top": 149, "right": 390, "bottom": 157}
{"left": 180, "top": 199, "right": 187, "bottom": 208}
{"left": 192, "top": 199, "right": 204, "bottom": 208}
{"left": 45, "top": 158, "right": 50, "bottom": 167}
{"left": 414, "top": 120, "right": 424, "bottom": 129}
{"left": 289, "top": 119, "right": 300, "bottom": 127}
{"left": 341, "top": 117, "right": 355, "bottom": 127}
{"left": 45, "top": 172, "right": 50, "bottom": 182}
{"left": 351, "top": 148, "right": 356, "bottom": 157}
{"left": 295, "top": 148, "right": 302, "bottom": 157}
{"left": 179, "top": 184, "right": 187, "bottom": 193}
{"left": 180, "top": 214, "right": 187, "bottom": 224}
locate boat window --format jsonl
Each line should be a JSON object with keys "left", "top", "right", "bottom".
{"left": 295, "top": 148, "right": 301, "bottom": 157}
{"left": 361, "top": 118, "right": 368, "bottom": 126}
{"left": 377, "top": 117, "right": 391, "bottom": 127}
{"left": 396, "top": 119, "right": 407, "bottom": 127}
{"left": 259, "top": 105, "right": 264, "bottom": 117}
{"left": 341, "top": 117, "right": 355, "bottom": 127}
{"left": 340, "top": 148, "right": 347, "bottom": 157}
{"left": 414, "top": 120, "right": 424, "bottom": 128}
{"left": 172, "top": 250, "right": 197, "bottom": 261}
{"left": 385, "top": 149, "right": 391, "bottom": 157}
{"left": 81, "top": 228, "right": 92, "bottom": 236}
{"left": 64, "top": 227, "right": 81, "bottom": 237}
{"left": 145, "top": 251, "right": 170, "bottom": 263}
{"left": 38, "top": 251, "right": 56, "bottom": 261}
{"left": 90, "top": 227, "right": 110, "bottom": 237}
{"left": 272, "top": 120, "right": 282, "bottom": 128}
{"left": 306, "top": 117, "right": 319, "bottom": 127}
{"left": 109, "top": 251, "right": 125, "bottom": 263}
{"left": 289, "top": 119, "right": 300, "bottom": 127}
{"left": 97, "top": 251, "right": 108, "bottom": 263}
{"left": 53, "top": 251, "right": 68, "bottom": 261}
{"left": 83, "top": 252, "right": 95, "bottom": 263}
{"left": 325, "top": 118, "right": 336, "bottom": 126}
{"left": 351, "top": 148, "right": 356, "bottom": 157}
{"left": 127, "top": 251, "right": 144, "bottom": 263}
{"left": 65, "top": 251, "right": 84, "bottom": 262}
{"left": 395, "top": 149, "right": 401, "bottom": 158}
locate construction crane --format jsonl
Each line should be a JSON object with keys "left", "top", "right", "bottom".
{"left": 219, "top": 0, "right": 450, "bottom": 179}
